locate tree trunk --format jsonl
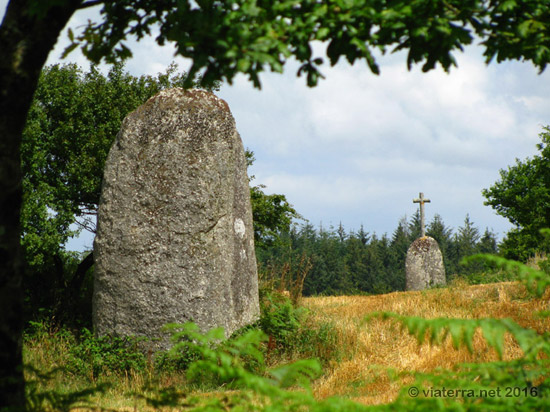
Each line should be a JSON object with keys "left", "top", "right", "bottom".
{"left": 57, "top": 252, "right": 94, "bottom": 323}
{"left": 0, "top": 1, "right": 81, "bottom": 409}
{"left": 69, "top": 252, "right": 94, "bottom": 294}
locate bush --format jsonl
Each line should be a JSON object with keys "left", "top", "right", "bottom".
{"left": 259, "top": 292, "right": 305, "bottom": 351}
{"left": 67, "top": 329, "right": 147, "bottom": 379}
{"left": 153, "top": 343, "right": 202, "bottom": 373}
{"left": 258, "top": 292, "right": 350, "bottom": 365}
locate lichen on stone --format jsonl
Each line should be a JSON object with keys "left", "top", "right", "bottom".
{"left": 405, "top": 236, "right": 446, "bottom": 291}
{"left": 93, "top": 89, "right": 259, "bottom": 351}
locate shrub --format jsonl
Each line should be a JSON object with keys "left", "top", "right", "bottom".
{"left": 259, "top": 292, "right": 305, "bottom": 352}
{"left": 67, "top": 329, "right": 147, "bottom": 379}
{"left": 153, "top": 342, "right": 203, "bottom": 373}
{"left": 258, "top": 292, "right": 350, "bottom": 365}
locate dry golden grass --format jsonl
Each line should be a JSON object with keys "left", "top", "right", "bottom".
{"left": 26, "top": 279, "right": 550, "bottom": 410}
{"left": 302, "top": 279, "right": 550, "bottom": 405}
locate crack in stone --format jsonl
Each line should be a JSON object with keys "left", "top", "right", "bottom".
{"left": 202, "top": 213, "right": 227, "bottom": 234}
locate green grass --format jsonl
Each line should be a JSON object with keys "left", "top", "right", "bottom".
{"left": 22, "top": 292, "right": 352, "bottom": 411}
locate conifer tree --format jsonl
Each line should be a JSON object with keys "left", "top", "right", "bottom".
{"left": 427, "top": 214, "right": 454, "bottom": 276}
{"left": 357, "top": 224, "right": 370, "bottom": 246}
{"left": 478, "top": 228, "right": 499, "bottom": 255}
{"left": 408, "top": 210, "right": 422, "bottom": 241}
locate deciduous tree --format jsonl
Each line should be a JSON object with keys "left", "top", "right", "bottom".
{"left": 483, "top": 126, "right": 550, "bottom": 260}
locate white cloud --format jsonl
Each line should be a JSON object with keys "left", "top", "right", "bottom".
{"left": 238, "top": 46, "right": 550, "bottom": 238}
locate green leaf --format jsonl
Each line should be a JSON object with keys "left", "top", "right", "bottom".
{"left": 518, "top": 20, "right": 534, "bottom": 38}
{"left": 61, "top": 43, "right": 79, "bottom": 59}
{"left": 448, "top": 321, "right": 464, "bottom": 350}
{"left": 237, "top": 58, "right": 251, "bottom": 72}
{"left": 499, "top": 0, "right": 517, "bottom": 12}
{"left": 480, "top": 321, "right": 505, "bottom": 359}
{"left": 316, "top": 27, "right": 330, "bottom": 40}
{"left": 269, "top": 359, "right": 321, "bottom": 388}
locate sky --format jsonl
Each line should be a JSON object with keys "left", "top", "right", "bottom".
{"left": 3, "top": 2, "right": 550, "bottom": 251}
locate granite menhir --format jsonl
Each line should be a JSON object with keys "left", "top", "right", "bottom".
{"left": 405, "top": 236, "right": 446, "bottom": 291}
{"left": 93, "top": 89, "right": 259, "bottom": 350}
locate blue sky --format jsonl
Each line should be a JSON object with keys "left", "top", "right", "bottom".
{"left": 3, "top": 2, "right": 550, "bottom": 250}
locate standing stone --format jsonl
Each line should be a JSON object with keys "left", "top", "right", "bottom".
{"left": 405, "top": 236, "right": 446, "bottom": 291}
{"left": 93, "top": 88, "right": 259, "bottom": 349}
{"left": 405, "top": 192, "right": 446, "bottom": 291}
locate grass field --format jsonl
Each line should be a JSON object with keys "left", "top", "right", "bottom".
{"left": 24, "top": 279, "right": 550, "bottom": 410}
{"left": 302, "top": 279, "right": 550, "bottom": 405}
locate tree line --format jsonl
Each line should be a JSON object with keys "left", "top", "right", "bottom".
{"left": 256, "top": 213, "right": 499, "bottom": 297}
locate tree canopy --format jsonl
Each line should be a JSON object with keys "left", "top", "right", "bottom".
{"left": 483, "top": 125, "right": 550, "bottom": 260}
{"left": 67, "top": 0, "right": 550, "bottom": 88}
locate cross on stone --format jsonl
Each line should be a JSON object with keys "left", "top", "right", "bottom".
{"left": 413, "top": 192, "right": 431, "bottom": 238}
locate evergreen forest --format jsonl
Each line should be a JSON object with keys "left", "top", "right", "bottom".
{"left": 256, "top": 213, "right": 500, "bottom": 297}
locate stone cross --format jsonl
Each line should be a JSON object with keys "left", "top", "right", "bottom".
{"left": 413, "top": 192, "right": 431, "bottom": 238}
